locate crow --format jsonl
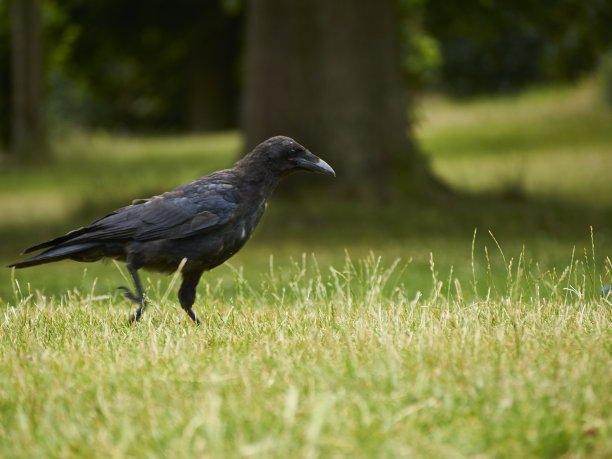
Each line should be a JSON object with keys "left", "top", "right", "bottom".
{"left": 8, "top": 136, "right": 335, "bottom": 324}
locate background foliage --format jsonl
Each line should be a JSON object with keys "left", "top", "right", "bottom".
{"left": 2, "top": 0, "right": 612, "bottom": 145}
{"left": 424, "top": 0, "right": 612, "bottom": 95}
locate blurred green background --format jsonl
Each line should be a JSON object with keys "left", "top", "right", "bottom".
{"left": 2, "top": 0, "right": 612, "bottom": 302}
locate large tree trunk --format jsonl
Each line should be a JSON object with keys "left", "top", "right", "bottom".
{"left": 11, "top": 0, "right": 46, "bottom": 160}
{"left": 244, "top": 0, "right": 439, "bottom": 199}
{"left": 186, "top": 8, "right": 242, "bottom": 133}
{"left": 187, "top": 56, "right": 235, "bottom": 132}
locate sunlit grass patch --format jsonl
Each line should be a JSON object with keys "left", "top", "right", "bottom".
{"left": 52, "top": 130, "right": 242, "bottom": 163}
{"left": 0, "top": 191, "right": 80, "bottom": 226}
{"left": 417, "top": 80, "right": 612, "bottom": 205}
{"left": 429, "top": 149, "right": 612, "bottom": 206}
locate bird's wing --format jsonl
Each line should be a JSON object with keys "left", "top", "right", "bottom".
{"left": 65, "top": 180, "right": 242, "bottom": 244}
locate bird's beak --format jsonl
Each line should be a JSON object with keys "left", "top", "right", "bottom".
{"left": 294, "top": 154, "right": 336, "bottom": 177}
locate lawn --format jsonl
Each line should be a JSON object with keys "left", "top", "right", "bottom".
{"left": 1, "top": 81, "right": 611, "bottom": 457}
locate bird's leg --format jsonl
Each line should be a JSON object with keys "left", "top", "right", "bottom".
{"left": 117, "top": 264, "right": 147, "bottom": 323}
{"left": 178, "top": 270, "right": 203, "bottom": 325}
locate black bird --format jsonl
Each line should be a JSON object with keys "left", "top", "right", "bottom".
{"left": 8, "top": 136, "right": 335, "bottom": 324}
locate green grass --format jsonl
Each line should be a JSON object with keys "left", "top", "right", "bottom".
{"left": 2, "top": 254, "right": 611, "bottom": 457}
{"left": 2, "top": 80, "right": 612, "bottom": 456}
{"left": 419, "top": 81, "right": 612, "bottom": 205}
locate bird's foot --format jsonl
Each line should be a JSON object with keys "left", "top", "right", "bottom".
{"left": 118, "top": 286, "right": 143, "bottom": 304}
{"left": 118, "top": 286, "right": 147, "bottom": 324}
{"left": 128, "top": 309, "right": 144, "bottom": 324}
{"left": 184, "top": 308, "right": 201, "bottom": 325}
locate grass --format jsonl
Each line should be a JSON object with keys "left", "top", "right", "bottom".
{"left": 2, "top": 80, "right": 612, "bottom": 456}
{"left": 418, "top": 81, "right": 612, "bottom": 205}
{"left": 2, "top": 253, "right": 611, "bottom": 457}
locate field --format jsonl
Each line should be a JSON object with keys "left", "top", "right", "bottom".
{"left": 1, "top": 81, "right": 611, "bottom": 457}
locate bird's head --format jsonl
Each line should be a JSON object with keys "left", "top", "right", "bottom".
{"left": 244, "top": 136, "right": 336, "bottom": 178}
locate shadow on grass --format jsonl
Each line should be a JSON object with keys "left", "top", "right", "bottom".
{"left": 2, "top": 187, "right": 611, "bottom": 306}
{"left": 2, "top": 183, "right": 610, "bottom": 264}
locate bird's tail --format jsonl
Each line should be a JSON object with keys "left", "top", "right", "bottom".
{"left": 8, "top": 242, "right": 101, "bottom": 269}
{"left": 21, "top": 227, "right": 90, "bottom": 254}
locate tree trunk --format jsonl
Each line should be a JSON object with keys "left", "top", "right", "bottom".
{"left": 186, "top": 9, "right": 241, "bottom": 133}
{"left": 11, "top": 0, "right": 46, "bottom": 160}
{"left": 187, "top": 56, "right": 234, "bottom": 132}
{"left": 243, "top": 0, "right": 439, "bottom": 199}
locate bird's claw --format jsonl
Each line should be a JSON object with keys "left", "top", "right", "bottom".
{"left": 128, "top": 310, "right": 143, "bottom": 324}
{"left": 185, "top": 309, "right": 202, "bottom": 325}
{"left": 117, "top": 286, "right": 143, "bottom": 304}
{"left": 118, "top": 285, "right": 147, "bottom": 324}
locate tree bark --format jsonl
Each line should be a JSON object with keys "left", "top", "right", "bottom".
{"left": 186, "top": 9, "right": 241, "bottom": 133}
{"left": 11, "top": 0, "right": 46, "bottom": 160}
{"left": 244, "top": 0, "right": 439, "bottom": 199}
{"left": 187, "top": 56, "right": 234, "bottom": 132}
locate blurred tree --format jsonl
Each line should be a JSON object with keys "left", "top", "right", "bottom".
{"left": 11, "top": 0, "right": 47, "bottom": 159}
{"left": 3, "top": 0, "right": 609, "bottom": 154}
{"left": 45, "top": 0, "right": 242, "bottom": 132}
{"left": 244, "top": 0, "right": 440, "bottom": 198}
{"left": 0, "top": 2, "right": 10, "bottom": 150}
{"left": 395, "top": 0, "right": 442, "bottom": 90}
{"left": 424, "top": 0, "right": 612, "bottom": 96}
{"left": 599, "top": 47, "right": 612, "bottom": 108}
